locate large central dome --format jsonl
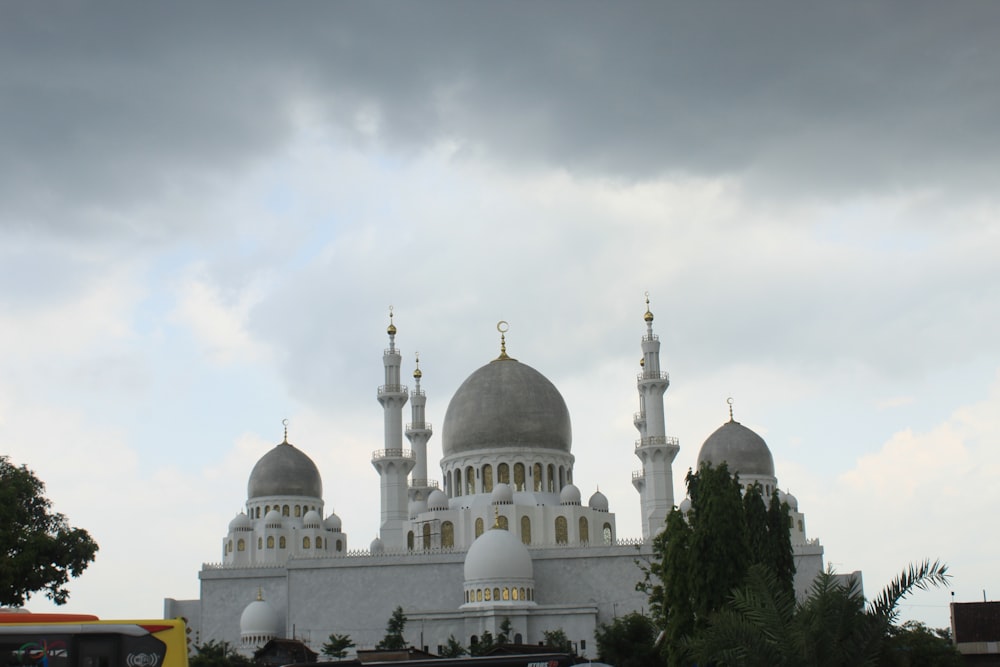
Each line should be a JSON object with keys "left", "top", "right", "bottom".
{"left": 442, "top": 358, "right": 572, "bottom": 457}
{"left": 247, "top": 441, "right": 323, "bottom": 499}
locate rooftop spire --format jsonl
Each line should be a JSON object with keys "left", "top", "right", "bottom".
{"left": 282, "top": 418, "right": 289, "bottom": 444}
{"left": 413, "top": 352, "right": 422, "bottom": 386}
{"left": 387, "top": 305, "right": 397, "bottom": 350}
{"left": 495, "top": 320, "right": 514, "bottom": 361}
{"left": 727, "top": 397, "right": 735, "bottom": 422}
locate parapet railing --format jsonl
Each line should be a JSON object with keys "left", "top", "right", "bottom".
{"left": 634, "top": 435, "right": 680, "bottom": 449}
{"left": 371, "top": 448, "right": 415, "bottom": 460}
{"left": 377, "top": 384, "right": 408, "bottom": 395}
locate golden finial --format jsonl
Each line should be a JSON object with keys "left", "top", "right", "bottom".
{"left": 644, "top": 291, "right": 654, "bottom": 323}
{"left": 493, "top": 506, "right": 501, "bottom": 528}
{"left": 413, "top": 352, "right": 422, "bottom": 379}
{"left": 257, "top": 587, "right": 264, "bottom": 601}
{"left": 639, "top": 357, "right": 645, "bottom": 367}
{"left": 282, "top": 418, "right": 289, "bottom": 444}
{"left": 727, "top": 397, "right": 735, "bottom": 422}
{"left": 387, "top": 305, "right": 396, "bottom": 335}
{"left": 495, "top": 321, "right": 513, "bottom": 361}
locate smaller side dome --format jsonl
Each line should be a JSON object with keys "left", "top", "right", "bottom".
{"left": 264, "top": 509, "right": 283, "bottom": 527}
{"left": 588, "top": 489, "right": 609, "bottom": 512}
{"left": 784, "top": 492, "right": 799, "bottom": 511}
{"left": 464, "top": 527, "right": 533, "bottom": 582}
{"left": 303, "top": 510, "right": 322, "bottom": 528}
{"left": 370, "top": 536, "right": 384, "bottom": 554}
{"left": 678, "top": 497, "right": 692, "bottom": 514}
{"left": 229, "top": 512, "right": 252, "bottom": 531}
{"left": 409, "top": 498, "right": 428, "bottom": 519}
{"left": 240, "top": 594, "right": 281, "bottom": 639}
{"left": 560, "top": 484, "right": 581, "bottom": 506}
{"left": 491, "top": 483, "right": 514, "bottom": 505}
{"left": 324, "top": 512, "right": 342, "bottom": 531}
{"left": 428, "top": 489, "right": 450, "bottom": 510}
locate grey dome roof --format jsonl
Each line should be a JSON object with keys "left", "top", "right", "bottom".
{"left": 697, "top": 420, "right": 775, "bottom": 478}
{"left": 247, "top": 441, "right": 323, "bottom": 499}
{"left": 442, "top": 358, "right": 571, "bottom": 457}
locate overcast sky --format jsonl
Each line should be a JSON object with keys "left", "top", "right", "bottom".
{"left": 3, "top": 1, "right": 998, "bottom": 630}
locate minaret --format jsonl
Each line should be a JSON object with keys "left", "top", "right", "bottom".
{"left": 632, "top": 294, "right": 680, "bottom": 539}
{"left": 372, "top": 307, "right": 416, "bottom": 550}
{"left": 405, "top": 354, "right": 436, "bottom": 503}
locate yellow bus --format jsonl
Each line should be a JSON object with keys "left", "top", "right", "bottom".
{"left": 0, "top": 613, "right": 189, "bottom": 667}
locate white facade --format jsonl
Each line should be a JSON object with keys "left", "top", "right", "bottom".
{"left": 166, "top": 301, "right": 827, "bottom": 659}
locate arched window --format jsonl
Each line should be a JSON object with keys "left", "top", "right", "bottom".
{"left": 498, "top": 515, "right": 509, "bottom": 530}
{"left": 603, "top": 522, "right": 613, "bottom": 545}
{"left": 482, "top": 464, "right": 493, "bottom": 492}
{"left": 407, "top": 531, "right": 414, "bottom": 550}
{"left": 555, "top": 516, "right": 568, "bottom": 544}
{"left": 484, "top": 588, "right": 492, "bottom": 601}
{"left": 442, "top": 521, "right": 454, "bottom": 548}
{"left": 514, "top": 463, "right": 525, "bottom": 491}
{"left": 547, "top": 464, "right": 555, "bottom": 492}
{"left": 519, "top": 588, "right": 526, "bottom": 601}
{"left": 579, "top": 517, "right": 589, "bottom": 543}
{"left": 336, "top": 539, "right": 342, "bottom": 552}
{"left": 502, "top": 587, "right": 509, "bottom": 600}
{"left": 237, "top": 539, "right": 245, "bottom": 552}
{"left": 559, "top": 466, "right": 565, "bottom": 489}
{"left": 303, "top": 536, "right": 311, "bottom": 549}
{"left": 422, "top": 523, "right": 432, "bottom": 550}
{"left": 257, "top": 537, "right": 263, "bottom": 549}
{"left": 282, "top": 505, "right": 289, "bottom": 517}
{"left": 316, "top": 536, "right": 323, "bottom": 548}
{"left": 466, "top": 466, "right": 475, "bottom": 495}
{"left": 498, "top": 463, "right": 510, "bottom": 485}
{"left": 512, "top": 587, "right": 519, "bottom": 600}
{"left": 520, "top": 516, "right": 531, "bottom": 545}
{"left": 533, "top": 463, "right": 543, "bottom": 491}
{"left": 227, "top": 539, "right": 233, "bottom": 553}
{"left": 295, "top": 505, "right": 302, "bottom": 518}
{"left": 279, "top": 536, "right": 286, "bottom": 549}
{"left": 476, "top": 589, "right": 483, "bottom": 602}
{"left": 255, "top": 507, "right": 260, "bottom": 519}
{"left": 267, "top": 536, "right": 274, "bottom": 549}
{"left": 567, "top": 468, "right": 573, "bottom": 484}
{"left": 264, "top": 505, "right": 270, "bottom": 515}
{"left": 514, "top": 633, "right": 522, "bottom": 644}
{"left": 455, "top": 469, "right": 463, "bottom": 497}
{"left": 475, "top": 517, "right": 485, "bottom": 537}
{"left": 493, "top": 587, "right": 500, "bottom": 601}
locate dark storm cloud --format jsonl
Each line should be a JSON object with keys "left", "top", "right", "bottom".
{"left": 1, "top": 1, "right": 998, "bottom": 233}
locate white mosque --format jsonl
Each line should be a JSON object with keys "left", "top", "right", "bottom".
{"left": 164, "top": 299, "right": 825, "bottom": 659}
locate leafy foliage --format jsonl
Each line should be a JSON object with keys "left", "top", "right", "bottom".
{"left": 542, "top": 628, "right": 573, "bottom": 654}
{"left": 439, "top": 635, "right": 467, "bottom": 658}
{"left": 688, "top": 560, "right": 953, "bottom": 667}
{"left": 0, "top": 456, "right": 99, "bottom": 606}
{"left": 498, "top": 617, "right": 512, "bottom": 645}
{"left": 469, "top": 630, "right": 496, "bottom": 656}
{"left": 878, "top": 620, "right": 962, "bottom": 667}
{"left": 376, "top": 606, "right": 408, "bottom": 650}
{"left": 321, "top": 633, "right": 355, "bottom": 659}
{"left": 190, "top": 640, "right": 252, "bottom": 667}
{"left": 595, "top": 612, "right": 659, "bottom": 667}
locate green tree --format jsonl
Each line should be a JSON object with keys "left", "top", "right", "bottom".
{"left": 190, "top": 640, "right": 252, "bottom": 667}
{"left": 595, "top": 611, "right": 659, "bottom": 667}
{"left": 439, "top": 635, "right": 467, "bottom": 658}
{"left": 687, "top": 559, "right": 952, "bottom": 667}
{"left": 498, "top": 617, "right": 512, "bottom": 645}
{"left": 0, "top": 456, "right": 99, "bottom": 606}
{"left": 376, "top": 606, "right": 408, "bottom": 650}
{"left": 878, "top": 620, "right": 962, "bottom": 667}
{"left": 470, "top": 630, "right": 496, "bottom": 656}
{"left": 542, "top": 628, "right": 574, "bottom": 654}
{"left": 321, "top": 633, "right": 355, "bottom": 660}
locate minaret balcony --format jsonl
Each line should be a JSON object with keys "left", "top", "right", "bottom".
{"left": 636, "top": 371, "right": 669, "bottom": 383}
{"left": 405, "top": 422, "right": 433, "bottom": 432}
{"left": 377, "top": 384, "right": 409, "bottom": 396}
{"left": 633, "top": 411, "right": 646, "bottom": 427}
{"left": 410, "top": 479, "right": 440, "bottom": 490}
{"left": 641, "top": 333, "right": 660, "bottom": 343}
{"left": 632, "top": 469, "right": 645, "bottom": 481}
{"left": 631, "top": 469, "right": 645, "bottom": 491}
{"left": 634, "top": 435, "right": 680, "bottom": 450}
{"left": 371, "top": 448, "right": 416, "bottom": 462}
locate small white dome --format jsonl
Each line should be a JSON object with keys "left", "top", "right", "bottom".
{"left": 229, "top": 512, "right": 252, "bottom": 531}
{"left": 302, "top": 510, "right": 322, "bottom": 528}
{"left": 679, "top": 497, "right": 692, "bottom": 514}
{"left": 464, "top": 527, "right": 533, "bottom": 582}
{"left": 264, "top": 509, "right": 283, "bottom": 526}
{"left": 491, "top": 483, "right": 514, "bottom": 505}
{"left": 409, "top": 498, "right": 428, "bottom": 519}
{"left": 324, "top": 512, "right": 342, "bottom": 531}
{"left": 240, "top": 595, "right": 280, "bottom": 638}
{"left": 785, "top": 492, "right": 799, "bottom": 511}
{"left": 560, "top": 484, "right": 581, "bottom": 505}
{"left": 427, "top": 489, "right": 449, "bottom": 510}
{"left": 370, "top": 536, "right": 384, "bottom": 554}
{"left": 588, "top": 489, "right": 609, "bottom": 512}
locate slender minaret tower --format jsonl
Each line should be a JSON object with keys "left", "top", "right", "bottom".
{"left": 632, "top": 294, "right": 680, "bottom": 539}
{"left": 405, "top": 353, "right": 436, "bottom": 504}
{"left": 372, "top": 307, "right": 415, "bottom": 550}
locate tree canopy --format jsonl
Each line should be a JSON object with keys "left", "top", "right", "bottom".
{"left": 0, "top": 456, "right": 99, "bottom": 606}
{"left": 595, "top": 611, "right": 659, "bottom": 667}
{"left": 376, "top": 606, "right": 408, "bottom": 650}
{"left": 321, "top": 633, "right": 355, "bottom": 660}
